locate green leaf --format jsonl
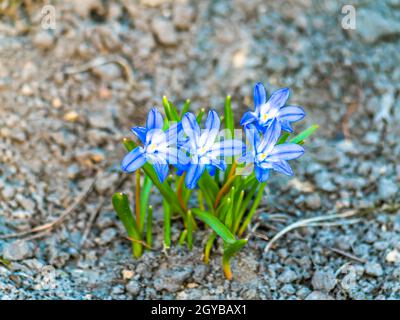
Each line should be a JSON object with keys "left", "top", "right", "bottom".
{"left": 167, "top": 99, "right": 180, "bottom": 121}
{"left": 238, "top": 182, "right": 267, "bottom": 236}
{"left": 122, "top": 138, "right": 137, "bottom": 152}
{"left": 196, "top": 108, "right": 205, "bottom": 124}
{"left": 224, "top": 95, "right": 234, "bottom": 135}
{"left": 180, "top": 99, "right": 191, "bottom": 118}
{"left": 223, "top": 239, "right": 248, "bottom": 260}
{"left": 277, "top": 132, "right": 290, "bottom": 144}
{"left": 290, "top": 124, "right": 319, "bottom": 144}
{"left": 224, "top": 187, "right": 235, "bottom": 230}
{"left": 187, "top": 210, "right": 193, "bottom": 250}
{"left": 222, "top": 239, "right": 247, "bottom": 280}
{"left": 162, "top": 96, "right": 174, "bottom": 121}
{"left": 140, "top": 175, "right": 152, "bottom": 232}
{"left": 204, "top": 232, "right": 217, "bottom": 264}
{"left": 146, "top": 205, "right": 153, "bottom": 248}
{"left": 233, "top": 190, "right": 244, "bottom": 228}
{"left": 234, "top": 183, "right": 258, "bottom": 234}
{"left": 199, "top": 170, "right": 219, "bottom": 198}
{"left": 163, "top": 199, "right": 171, "bottom": 249}
{"left": 192, "top": 209, "right": 236, "bottom": 244}
{"left": 178, "top": 229, "right": 187, "bottom": 246}
{"left": 112, "top": 192, "right": 142, "bottom": 258}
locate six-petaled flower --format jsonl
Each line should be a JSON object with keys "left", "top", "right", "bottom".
{"left": 239, "top": 120, "right": 304, "bottom": 182}
{"left": 121, "top": 108, "right": 181, "bottom": 182}
{"left": 240, "top": 82, "right": 305, "bottom": 133}
{"left": 179, "top": 110, "right": 244, "bottom": 189}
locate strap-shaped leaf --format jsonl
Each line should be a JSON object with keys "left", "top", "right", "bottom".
{"left": 192, "top": 209, "right": 236, "bottom": 244}
{"left": 180, "top": 99, "right": 191, "bottom": 118}
{"left": 163, "top": 199, "right": 171, "bottom": 248}
{"left": 277, "top": 132, "right": 290, "bottom": 145}
{"left": 238, "top": 182, "right": 267, "bottom": 236}
{"left": 224, "top": 95, "right": 234, "bottom": 135}
{"left": 196, "top": 108, "right": 205, "bottom": 124}
{"left": 112, "top": 193, "right": 140, "bottom": 237}
{"left": 199, "top": 170, "right": 219, "bottom": 198}
{"left": 290, "top": 124, "right": 319, "bottom": 144}
{"left": 162, "top": 96, "right": 176, "bottom": 121}
{"left": 222, "top": 239, "right": 248, "bottom": 280}
{"left": 112, "top": 193, "right": 142, "bottom": 257}
{"left": 223, "top": 239, "right": 247, "bottom": 264}
{"left": 168, "top": 100, "right": 180, "bottom": 121}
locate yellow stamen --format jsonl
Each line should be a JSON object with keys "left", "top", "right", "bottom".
{"left": 262, "top": 114, "right": 268, "bottom": 122}
{"left": 259, "top": 153, "right": 267, "bottom": 161}
{"left": 148, "top": 144, "right": 156, "bottom": 152}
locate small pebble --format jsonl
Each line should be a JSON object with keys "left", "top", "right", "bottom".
{"left": 365, "top": 262, "right": 384, "bottom": 277}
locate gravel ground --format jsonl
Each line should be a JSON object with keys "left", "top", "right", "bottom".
{"left": 0, "top": 0, "right": 399, "bottom": 300}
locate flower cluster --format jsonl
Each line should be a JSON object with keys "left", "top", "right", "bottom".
{"left": 114, "top": 82, "right": 317, "bottom": 279}
{"left": 122, "top": 82, "right": 305, "bottom": 187}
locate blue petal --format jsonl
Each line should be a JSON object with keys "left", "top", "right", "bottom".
{"left": 185, "top": 164, "right": 205, "bottom": 189}
{"left": 165, "top": 122, "right": 181, "bottom": 145}
{"left": 272, "top": 160, "right": 293, "bottom": 176}
{"left": 278, "top": 106, "right": 305, "bottom": 122}
{"left": 206, "top": 165, "right": 216, "bottom": 176}
{"left": 258, "top": 119, "right": 281, "bottom": 153}
{"left": 210, "top": 139, "right": 245, "bottom": 157}
{"left": 240, "top": 111, "right": 258, "bottom": 126}
{"left": 174, "top": 145, "right": 190, "bottom": 175}
{"left": 182, "top": 112, "right": 200, "bottom": 149}
{"left": 209, "top": 158, "right": 227, "bottom": 171}
{"left": 146, "top": 108, "right": 164, "bottom": 130}
{"left": 145, "top": 128, "right": 166, "bottom": 146}
{"left": 205, "top": 110, "right": 221, "bottom": 132}
{"left": 121, "top": 147, "right": 146, "bottom": 173}
{"left": 255, "top": 165, "right": 270, "bottom": 182}
{"left": 131, "top": 126, "right": 147, "bottom": 144}
{"left": 268, "top": 143, "right": 304, "bottom": 161}
{"left": 153, "top": 162, "right": 169, "bottom": 182}
{"left": 254, "top": 82, "right": 267, "bottom": 110}
{"left": 176, "top": 167, "right": 186, "bottom": 176}
{"left": 280, "top": 121, "right": 293, "bottom": 133}
{"left": 237, "top": 152, "right": 254, "bottom": 164}
{"left": 268, "top": 87, "right": 290, "bottom": 110}
{"left": 244, "top": 124, "right": 260, "bottom": 149}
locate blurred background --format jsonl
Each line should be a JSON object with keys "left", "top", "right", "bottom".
{"left": 0, "top": 0, "right": 399, "bottom": 300}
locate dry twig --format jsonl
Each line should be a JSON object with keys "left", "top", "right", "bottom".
{"left": 0, "top": 175, "right": 99, "bottom": 240}
{"left": 63, "top": 56, "right": 137, "bottom": 87}
{"left": 264, "top": 210, "right": 359, "bottom": 254}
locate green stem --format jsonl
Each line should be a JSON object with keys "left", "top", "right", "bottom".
{"left": 163, "top": 199, "right": 171, "bottom": 249}
{"left": 238, "top": 182, "right": 266, "bottom": 236}
{"left": 146, "top": 205, "right": 153, "bottom": 249}
{"left": 187, "top": 210, "right": 193, "bottom": 250}
{"left": 178, "top": 230, "right": 187, "bottom": 246}
{"left": 204, "top": 232, "right": 217, "bottom": 264}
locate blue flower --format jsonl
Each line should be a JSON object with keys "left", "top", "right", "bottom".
{"left": 121, "top": 108, "right": 182, "bottom": 182}
{"left": 240, "top": 82, "right": 305, "bottom": 133}
{"left": 180, "top": 110, "right": 244, "bottom": 189}
{"left": 239, "top": 120, "right": 305, "bottom": 182}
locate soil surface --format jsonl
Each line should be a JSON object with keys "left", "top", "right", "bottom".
{"left": 0, "top": 0, "right": 399, "bottom": 300}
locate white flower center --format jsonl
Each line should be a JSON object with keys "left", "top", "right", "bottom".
{"left": 258, "top": 152, "right": 267, "bottom": 162}
{"left": 147, "top": 143, "right": 157, "bottom": 153}
{"left": 198, "top": 146, "right": 207, "bottom": 156}
{"left": 262, "top": 114, "right": 268, "bottom": 122}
